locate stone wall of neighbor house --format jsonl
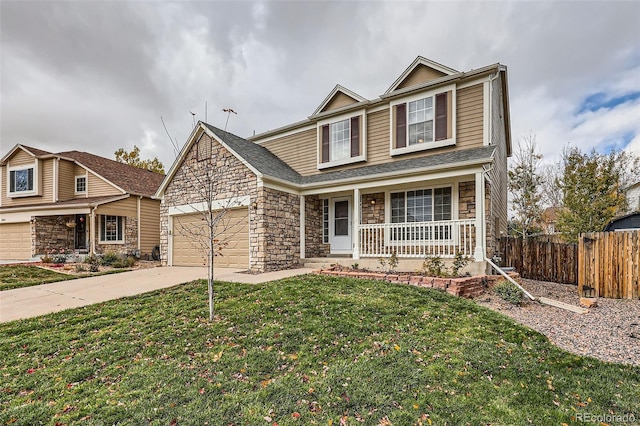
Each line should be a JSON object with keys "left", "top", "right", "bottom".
{"left": 361, "top": 192, "right": 385, "bottom": 224}
{"left": 34, "top": 215, "right": 76, "bottom": 254}
{"left": 94, "top": 216, "right": 138, "bottom": 255}
{"left": 257, "top": 187, "right": 300, "bottom": 271}
{"left": 305, "top": 195, "right": 329, "bottom": 258}
{"left": 160, "top": 132, "right": 259, "bottom": 267}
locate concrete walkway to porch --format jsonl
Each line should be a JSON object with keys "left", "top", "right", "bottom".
{"left": 0, "top": 266, "right": 314, "bottom": 323}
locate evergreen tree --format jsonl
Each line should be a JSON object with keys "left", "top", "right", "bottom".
{"left": 557, "top": 147, "right": 637, "bottom": 241}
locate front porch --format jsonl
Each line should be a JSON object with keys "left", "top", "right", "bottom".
{"left": 300, "top": 170, "right": 490, "bottom": 271}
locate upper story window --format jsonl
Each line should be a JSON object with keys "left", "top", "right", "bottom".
{"left": 8, "top": 165, "right": 36, "bottom": 197}
{"left": 391, "top": 83, "right": 456, "bottom": 156}
{"left": 75, "top": 175, "right": 87, "bottom": 194}
{"left": 318, "top": 111, "right": 366, "bottom": 169}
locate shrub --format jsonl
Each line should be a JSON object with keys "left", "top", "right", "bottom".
{"left": 89, "top": 263, "right": 99, "bottom": 273}
{"left": 100, "top": 252, "right": 120, "bottom": 266}
{"left": 125, "top": 256, "right": 136, "bottom": 268}
{"left": 75, "top": 264, "right": 87, "bottom": 273}
{"left": 388, "top": 250, "right": 399, "bottom": 273}
{"left": 450, "top": 251, "right": 472, "bottom": 277}
{"left": 422, "top": 255, "right": 447, "bottom": 277}
{"left": 493, "top": 280, "right": 524, "bottom": 305}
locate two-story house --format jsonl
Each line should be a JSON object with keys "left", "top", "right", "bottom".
{"left": 157, "top": 57, "right": 511, "bottom": 273}
{"left": 0, "top": 145, "right": 164, "bottom": 260}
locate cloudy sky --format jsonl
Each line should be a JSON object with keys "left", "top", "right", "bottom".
{"left": 1, "top": 1, "right": 639, "bottom": 171}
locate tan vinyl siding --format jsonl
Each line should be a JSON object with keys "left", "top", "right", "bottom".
{"left": 261, "top": 128, "right": 317, "bottom": 175}
{"left": 396, "top": 65, "right": 447, "bottom": 90}
{"left": 95, "top": 196, "right": 136, "bottom": 217}
{"left": 1, "top": 159, "right": 54, "bottom": 206}
{"left": 87, "top": 171, "right": 122, "bottom": 197}
{"left": 456, "top": 83, "right": 484, "bottom": 149}
{"left": 322, "top": 92, "right": 359, "bottom": 112}
{"left": 489, "top": 73, "right": 508, "bottom": 240}
{"left": 139, "top": 197, "right": 160, "bottom": 254}
{"left": 57, "top": 160, "right": 76, "bottom": 201}
{"left": 7, "top": 149, "right": 35, "bottom": 166}
{"left": 257, "top": 82, "right": 485, "bottom": 177}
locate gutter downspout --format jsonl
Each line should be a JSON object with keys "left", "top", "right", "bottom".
{"left": 90, "top": 205, "right": 97, "bottom": 255}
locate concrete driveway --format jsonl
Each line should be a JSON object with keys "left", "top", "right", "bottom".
{"left": 0, "top": 266, "right": 314, "bottom": 323}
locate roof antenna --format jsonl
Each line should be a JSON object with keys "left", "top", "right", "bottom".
{"left": 189, "top": 111, "right": 196, "bottom": 128}
{"left": 205, "top": 101, "right": 208, "bottom": 124}
{"left": 222, "top": 108, "right": 237, "bottom": 131}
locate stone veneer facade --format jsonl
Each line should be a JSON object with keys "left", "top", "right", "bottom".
{"left": 34, "top": 215, "right": 76, "bottom": 254}
{"left": 304, "top": 195, "right": 329, "bottom": 258}
{"left": 259, "top": 187, "right": 300, "bottom": 271}
{"left": 160, "top": 132, "right": 302, "bottom": 272}
{"left": 94, "top": 215, "right": 138, "bottom": 255}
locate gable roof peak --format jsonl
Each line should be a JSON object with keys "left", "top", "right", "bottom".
{"left": 385, "top": 56, "right": 459, "bottom": 95}
{"left": 312, "top": 84, "right": 368, "bottom": 116}
{"left": 0, "top": 143, "right": 53, "bottom": 164}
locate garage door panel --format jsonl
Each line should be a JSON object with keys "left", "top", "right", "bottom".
{"left": 172, "top": 208, "right": 249, "bottom": 268}
{"left": 0, "top": 222, "right": 32, "bottom": 260}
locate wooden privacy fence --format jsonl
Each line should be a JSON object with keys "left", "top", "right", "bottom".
{"left": 497, "top": 236, "right": 578, "bottom": 284}
{"left": 578, "top": 231, "right": 640, "bottom": 299}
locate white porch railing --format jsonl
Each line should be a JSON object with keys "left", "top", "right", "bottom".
{"left": 359, "top": 219, "right": 476, "bottom": 258}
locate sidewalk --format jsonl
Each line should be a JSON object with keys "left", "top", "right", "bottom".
{"left": 0, "top": 266, "right": 314, "bottom": 323}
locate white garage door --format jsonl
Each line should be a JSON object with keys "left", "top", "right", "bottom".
{"left": 0, "top": 222, "right": 32, "bottom": 260}
{"left": 172, "top": 208, "right": 249, "bottom": 268}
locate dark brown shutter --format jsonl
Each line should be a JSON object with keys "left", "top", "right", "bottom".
{"left": 321, "top": 124, "right": 330, "bottom": 163}
{"left": 350, "top": 116, "right": 360, "bottom": 157}
{"left": 396, "top": 103, "right": 406, "bottom": 148}
{"left": 435, "top": 93, "right": 448, "bottom": 141}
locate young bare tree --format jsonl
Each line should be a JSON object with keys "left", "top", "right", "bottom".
{"left": 170, "top": 137, "right": 248, "bottom": 321}
{"left": 508, "top": 133, "right": 544, "bottom": 238}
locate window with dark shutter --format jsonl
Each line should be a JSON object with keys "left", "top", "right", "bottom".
{"left": 322, "top": 124, "right": 330, "bottom": 163}
{"left": 435, "top": 93, "right": 448, "bottom": 141}
{"left": 350, "top": 116, "right": 360, "bottom": 157}
{"left": 396, "top": 103, "right": 407, "bottom": 148}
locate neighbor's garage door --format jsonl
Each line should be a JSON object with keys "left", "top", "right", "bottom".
{"left": 0, "top": 222, "right": 31, "bottom": 260}
{"left": 172, "top": 208, "right": 249, "bottom": 268}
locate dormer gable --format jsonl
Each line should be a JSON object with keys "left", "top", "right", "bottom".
{"left": 385, "top": 56, "right": 458, "bottom": 94}
{"left": 312, "top": 84, "right": 368, "bottom": 116}
{"left": 0, "top": 144, "right": 51, "bottom": 165}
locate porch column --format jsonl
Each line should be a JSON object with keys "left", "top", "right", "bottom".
{"left": 90, "top": 207, "right": 96, "bottom": 255}
{"left": 352, "top": 188, "right": 360, "bottom": 260}
{"left": 299, "top": 195, "right": 305, "bottom": 260}
{"left": 473, "top": 171, "right": 486, "bottom": 261}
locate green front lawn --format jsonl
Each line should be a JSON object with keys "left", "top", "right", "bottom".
{"left": 0, "top": 265, "right": 75, "bottom": 291}
{"left": 1, "top": 275, "right": 638, "bottom": 425}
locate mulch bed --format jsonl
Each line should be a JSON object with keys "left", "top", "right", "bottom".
{"left": 475, "top": 278, "right": 640, "bottom": 366}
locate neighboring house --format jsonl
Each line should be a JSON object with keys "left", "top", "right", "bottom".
{"left": 604, "top": 212, "right": 640, "bottom": 231}
{"left": 0, "top": 144, "right": 164, "bottom": 260}
{"left": 157, "top": 56, "right": 512, "bottom": 272}
{"left": 539, "top": 206, "right": 562, "bottom": 235}
{"left": 625, "top": 181, "right": 640, "bottom": 213}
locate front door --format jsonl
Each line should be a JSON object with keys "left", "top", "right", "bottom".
{"left": 330, "top": 197, "right": 352, "bottom": 254}
{"left": 74, "top": 214, "right": 87, "bottom": 249}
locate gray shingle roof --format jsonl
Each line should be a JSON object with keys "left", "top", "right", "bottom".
{"left": 206, "top": 123, "right": 495, "bottom": 186}
{"left": 204, "top": 124, "right": 303, "bottom": 184}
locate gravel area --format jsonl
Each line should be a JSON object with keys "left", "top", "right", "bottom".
{"left": 475, "top": 279, "right": 640, "bottom": 366}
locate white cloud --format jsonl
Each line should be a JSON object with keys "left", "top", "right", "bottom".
{"left": 1, "top": 0, "right": 639, "bottom": 170}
